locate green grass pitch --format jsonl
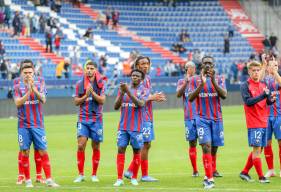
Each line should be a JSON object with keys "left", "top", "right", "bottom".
{"left": 0, "top": 106, "right": 281, "bottom": 192}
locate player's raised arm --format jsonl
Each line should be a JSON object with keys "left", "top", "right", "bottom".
{"left": 209, "top": 70, "right": 227, "bottom": 99}
{"left": 31, "top": 80, "right": 46, "bottom": 104}
{"left": 14, "top": 86, "right": 31, "bottom": 107}
{"left": 176, "top": 79, "right": 188, "bottom": 98}
{"left": 91, "top": 86, "right": 106, "bottom": 104}
{"left": 114, "top": 87, "right": 124, "bottom": 110}
{"left": 74, "top": 86, "right": 91, "bottom": 106}
{"left": 188, "top": 73, "right": 205, "bottom": 102}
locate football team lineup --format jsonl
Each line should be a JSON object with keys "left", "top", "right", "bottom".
{"left": 7, "top": 56, "right": 281, "bottom": 191}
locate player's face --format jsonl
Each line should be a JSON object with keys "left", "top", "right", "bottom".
{"left": 248, "top": 66, "right": 261, "bottom": 81}
{"left": 131, "top": 71, "right": 143, "bottom": 86}
{"left": 85, "top": 64, "right": 96, "bottom": 77}
{"left": 186, "top": 66, "right": 195, "bottom": 76}
{"left": 21, "top": 67, "right": 34, "bottom": 82}
{"left": 136, "top": 58, "right": 150, "bottom": 74}
{"left": 202, "top": 57, "right": 214, "bottom": 75}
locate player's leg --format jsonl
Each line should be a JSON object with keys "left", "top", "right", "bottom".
{"left": 264, "top": 117, "right": 275, "bottom": 177}
{"left": 32, "top": 128, "right": 59, "bottom": 187}
{"left": 74, "top": 122, "right": 89, "bottom": 182}
{"left": 34, "top": 149, "right": 44, "bottom": 183}
{"left": 18, "top": 128, "right": 32, "bottom": 187}
{"left": 140, "top": 121, "right": 157, "bottom": 182}
{"left": 16, "top": 151, "right": 24, "bottom": 184}
{"left": 91, "top": 141, "right": 100, "bottom": 182}
{"left": 196, "top": 118, "right": 214, "bottom": 189}
{"left": 90, "top": 121, "right": 103, "bottom": 182}
{"left": 211, "top": 120, "right": 224, "bottom": 177}
{"left": 278, "top": 140, "right": 281, "bottom": 177}
{"left": 114, "top": 131, "right": 129, "bottom": 187}
{"left": 186, "top": 119, "right": 198, "bottom": 177}
{"left": 130, "top": 131, "right": 143, "bottom": 186}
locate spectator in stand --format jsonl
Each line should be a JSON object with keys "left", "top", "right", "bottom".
{"left": 63, "top": 58, "right": 71, "bottom": 79}
{"left": 171, "top": 42, "right": 187, "bottom": 54}
{"left": 0, "top": 40, "right": 5, "bottom": 60}
{"left": 54, "top": 34, "right": 61, "bottom": 55}
{"left": 269, "top": 32, "right": 278, "bottom": 49}
{"left": 56, "top": 60, "right": 64, "bottom": 79}
{"left": 83, "top": 27, "right": 93, "bottom": 39}
{"left": 112, "top": 9, "right": 119, "bottom": 29}
{"left": 179, "top": 29, "right": 190, "bottom": 43}
{"left": 8, "top": 60, "right": 19, "bottom": 79}
{"left": 230, "top": 62, "right": 238, "bottom": 83}
{"left": 0, "top": 59, "right": 8, "bottom": 79}
{"left": 40, "top": 0, "right": 48, "bottom": 6}
{"left": 32, "top": 15, "right": 39, "bottom": 33}
{"left": 23, "top": 14, "right": 31, "bottom": 37}
{"left": 223, "top": 34, "right": 230, "bottom": 55}
{"left": 4, "top": 5, "right": 11, "bottom": 29}
{"left": 45, "top": 27, "right": 53, "bottom": 53}
{"left": 39, "top": 14, "right": 46, "bottom": 33}
{"left": 0, "top": 10, "right": 4, "bottom": 29}
{"left": 263, "top": 35, "right": 271, "bottom": 51}
{"left": 228, "top": 24, "right": 234, "bottom": 38}
{"left": 164, "top": 60, "right": 176, "bottom": 76}
{"left": 55, "top": 0, "right": 62, "bottom": 13}
{"left": 96, "top": 13, "right": 105, "bottom": 30}
{"left": 156, "top": 65, "right": 162, "bottom": 76}
{"left": 105, "top": 7, "right": 111, "bottom": 26}
{"left": 35, "top": 59, "right": 42, "bottom": 76}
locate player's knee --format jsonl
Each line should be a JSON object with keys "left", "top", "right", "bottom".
{"left": 144, "top": 142, "right": 151, "bottom": 150}
{"left": 118, "top": 147, "right": 126, "bottom": 154}
{"left": 202, "top": 143, "right": 211, "bottom": 154}
{"left": 77, "top": 143, "right": 86, "bottom": 151}
{"left": 211, "top": 146, "right": 218, "bottom": 155}
{"left": 133, "top": 148, "right": 141, "bottom": 154}
{"left": 21, "top": 150, "right": 30, "bottom": 156}
{"left": 189, "top": 140, "right": 197, "bottom": 147}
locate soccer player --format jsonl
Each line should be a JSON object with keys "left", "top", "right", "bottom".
{"left": 113, "top": 69, "right": 148, "bottom": 187}
{"left": 262, "top": 58, "right": 281, "bottom": 177}
{"left": 124, "top": 56, "right": 166, "bottom": 182}
{"left": 176, "top": 61, "right": 199, "bottom": 177}
{"left": 14, "top": 76, "right": 44, "bottom": 185}
{"left": 188, "top": 56, "right": 227, "bottom": 189}
{"left": 73, "top": 61, "right": 106, "bottom": 183}
{"left": 239, "top": 61, "right": 275, "bottom": 183}
{"left": 13, "top": 60, "right": 59, "bottom": 188}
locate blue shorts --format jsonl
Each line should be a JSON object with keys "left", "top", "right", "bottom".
{"left": 142, "top": 121, "right": 155, "bottom": 143}
{"left": 18, "top": 128, "right": 47, "bottom": 150}
{"left": 77, "top": 121, "right": 103, "bottom": 142}
{"left": 196, "top": 117, "right": 224, "bottom": 146}
{"left": 117, "top": 130, "right": 144, "bottom": 149}
{"left": 267, "top": 116, "right": 281, "bottom": 140}
{"left": 248, "top": 128, "right": 267, "bottom": 147}
{"left": 184, "top": 119, "right": 197, "bottom": 141}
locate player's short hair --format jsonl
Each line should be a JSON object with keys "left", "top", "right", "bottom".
{"left": 202, "top": 55, "right": 214, "bottom": 63}
{"left": 85, "top": 61, "right": 97, "bottom": 68}
{"left": 131, "top": 68, "right": 145, "bottom": 80}
{"left": 133, "top": 56, "right": 151, "bottom": 69}
{"left": 20, "top": 59, "right": 34, "bottom": 72}
{"left": 247, "top": 61, "right": 261, "bottom": 69}
{"left": 185, "top": 61, "right": 195, "bottom": 70}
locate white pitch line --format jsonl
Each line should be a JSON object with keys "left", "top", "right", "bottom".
{"left": 0, "top": 172, "right": 236, "bottom": 180}
{"left": 0, "top": 185, "right": 280, "bottom": 192}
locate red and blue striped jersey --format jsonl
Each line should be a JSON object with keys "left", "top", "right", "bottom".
{"left": 142, "top": 75, "right": 153, "bottom": 122}
{"left": 13, "top": 77, "right": 46, "bottom": 129}
{"left": 117, "top": 85, "right": 149, "bottom": 132}
{"left": 188, "top": 75, "right": 226, "bottom": 121}
{"left": 177, "top": 78, "right": 197, "bottom": 120}
{"left": 265, "top": 76, "right": 281, "bottom": 117}
{"left": 75, "top": 79, "right": 105, "bottom": 123}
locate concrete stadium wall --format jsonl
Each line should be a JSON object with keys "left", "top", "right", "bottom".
{"left": 0, "top": 92, "right": 243, "bottom": 118}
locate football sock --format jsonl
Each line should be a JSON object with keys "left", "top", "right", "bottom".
{"left": 92, "top": 149, "right": 100, "bottom": 176}
{"left": 127, "top": 159, "right": 134, "bottom": 173}
{"left": 117, "top": 153, "right": 125, "bottom": 179}
{"left": 77, "top": 151, "right": 85, "bottom": 175}
{"left": 279, "top": 145, "right": 281, "bottom": 169}
{"left": 41, "top": 153, "right": 51, "bottom": 179}
{"left": 189, "top": 147, "right": 198, "bottom": 173}
{"left": 242, "top": 152, "right": 253, "bottom": 174}
{"left": 21, "top": 155, "right": 30, "bottom": 180}
{"left": 253, "top": 157, "right": 263, "bottom": 178}
{"left": 18, "top": 151, "right": 24, "bottom": 177}
{"left": 203, "top": 154, "right": 213, "bottom": 179}
{"left": 212, "top": 154, "right": 217, "bottom": 173}
{"left": 132, "top": 153, "right": 141, "bottom": 179}
{"left": 264, "top": 145, "right": 274, "bottom": 170}
{"left": 141, "top": 159, "right": 148, "bottom": 177}
{"left": 34, "top": 150, "right": 42, "bottom": 178}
